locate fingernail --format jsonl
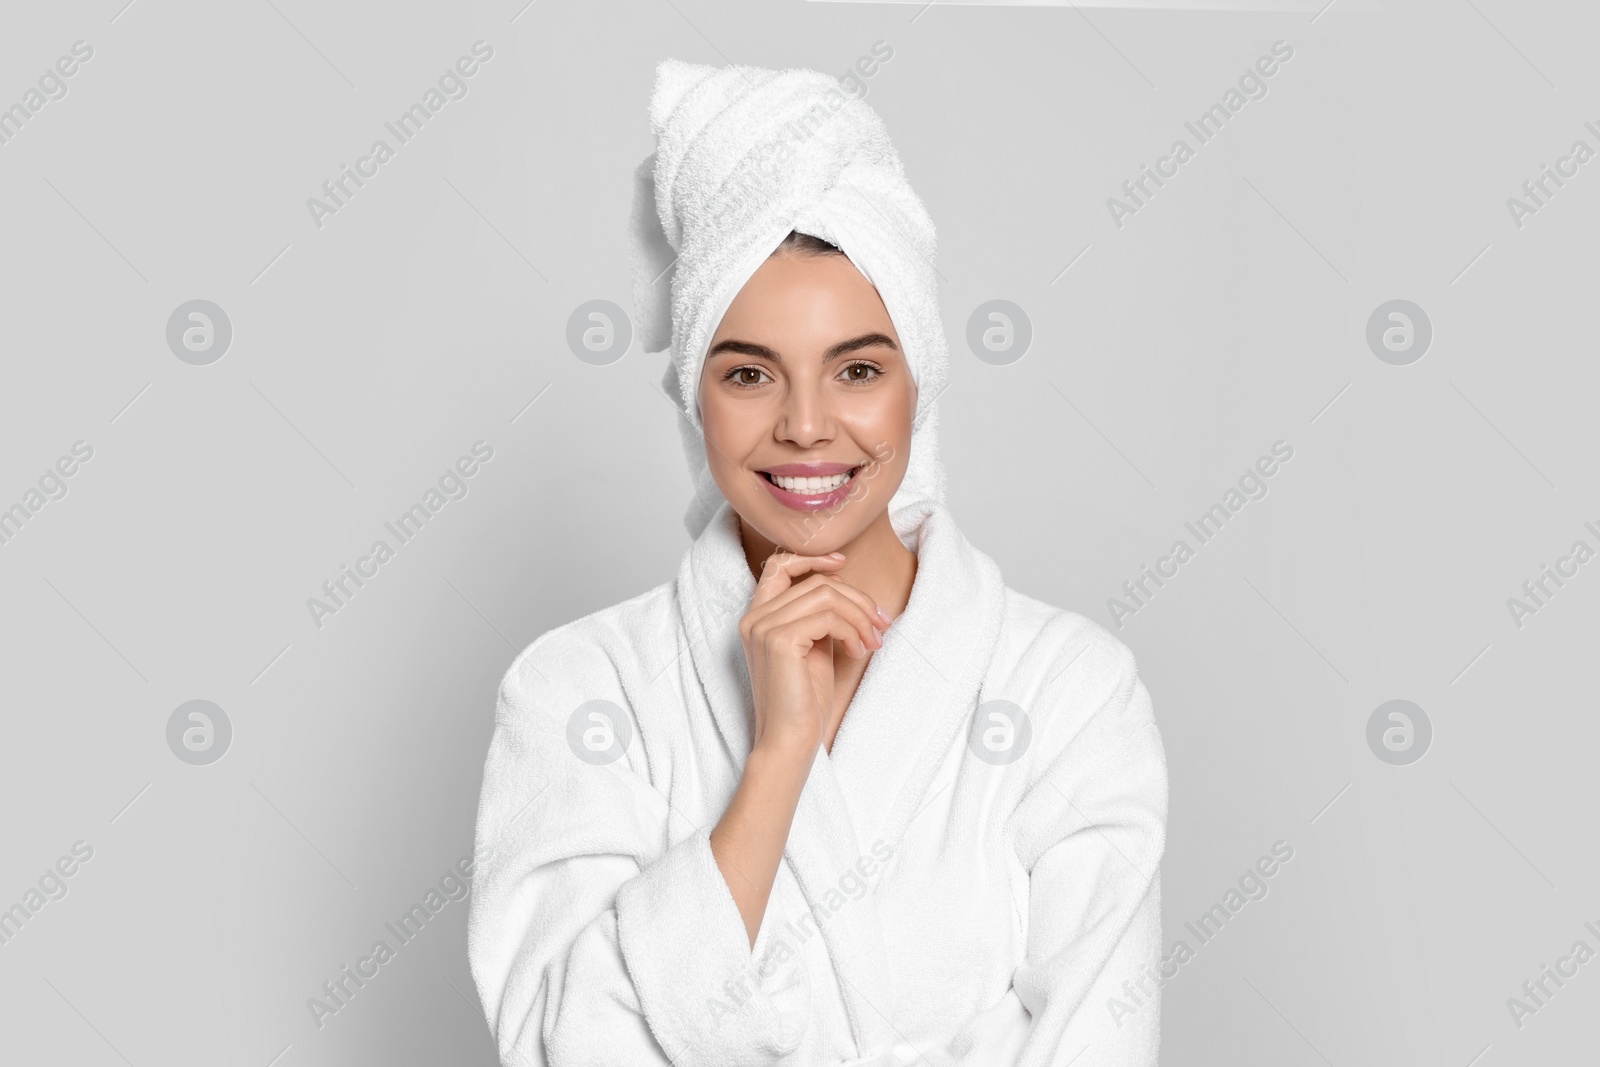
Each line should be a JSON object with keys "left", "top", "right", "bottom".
{"left": 877, "top": 606, "right": 892, "bottom": 624}
{"left": 829, "top": 551, "right": 846, "bottom": 559}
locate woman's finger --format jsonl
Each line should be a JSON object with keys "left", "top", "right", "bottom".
{"left": 749, "top": 550, "right": 845, "bottom": 609}
{"left": 754, "top": 572, "right": 888, "bottom": 639}
{"left": 768, "top": 608, "right": 876, "bottom": 661}
{"left": 751, "top": 585, "right": 883, "bottom": 657}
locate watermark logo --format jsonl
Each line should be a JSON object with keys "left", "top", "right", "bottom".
{"left": 1365, "top": 299, "right": 1431, "bottom": 366}
{"left": 966, "top": 299, "right": 1031, "bottom": 365}
{"left": 566, "top": 699, "right": 632, "bottom": 765}
{"left": 166, "top": 300, "right": 233, "bottom": 365}
{"left": 1365, "top": 699, "right": 1430, "bottom": 765}
{"left": 566, "top": 300, "right": 632, "bottom": 365}
{"left": 966, "top": 699, "right": 1032, "bottom": 765}
{"left": 167, "top": 699, "right": 233, "bottom": 765}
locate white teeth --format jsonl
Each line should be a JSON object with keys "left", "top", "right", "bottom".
{"left": 769, "top": 470, "right": 852, "bottom": 493}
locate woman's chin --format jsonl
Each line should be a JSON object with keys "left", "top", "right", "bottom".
{"left": 735, "top": 500, "right": 854, "bottom": 554}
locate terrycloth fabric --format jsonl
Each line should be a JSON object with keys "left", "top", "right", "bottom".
{"left": 467, "top": 496, "right": 1169, "bottom": 1065}
{"left": 627, "top": 57, "right": 950, "bottom": 543}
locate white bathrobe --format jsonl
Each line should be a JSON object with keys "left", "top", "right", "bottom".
{"left": 467, "top": 495, "right": 1168, "bottom": 1066}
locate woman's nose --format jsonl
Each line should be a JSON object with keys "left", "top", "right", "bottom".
{"left": 777, "top": 380, "right": 833, "bottom": 446}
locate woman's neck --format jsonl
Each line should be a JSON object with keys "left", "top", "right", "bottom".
{"left": 739, "top": 509, "right": 918, "bottom": 620}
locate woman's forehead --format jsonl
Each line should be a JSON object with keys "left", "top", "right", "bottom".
{"left": 713, "top": 254, "right": 897, "bottom": 341}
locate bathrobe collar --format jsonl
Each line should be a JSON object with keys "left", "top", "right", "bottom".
{"left": 675, "top": 496, "right": 1008, "bottom": 1054}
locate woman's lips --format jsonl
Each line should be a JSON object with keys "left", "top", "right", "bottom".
{"left": 758, "top": 463, "right": 864, "bottom": 511}
{"left": 761, "top": 461, "right": 856, "bottom": 477}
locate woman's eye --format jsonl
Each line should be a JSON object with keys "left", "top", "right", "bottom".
{"left": 727, "top": 366, "right": 770, "bottom": 388}
{"left": 841, "top": 362, "right": 881, "bottom": 383}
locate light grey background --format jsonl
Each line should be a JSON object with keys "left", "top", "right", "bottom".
{"left": 1, "top": 0, "right": 1595, "bottom": 1064}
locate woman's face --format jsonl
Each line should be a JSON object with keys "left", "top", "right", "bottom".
{"left": 698, "top": 248, "right": 916, "bottom": 554}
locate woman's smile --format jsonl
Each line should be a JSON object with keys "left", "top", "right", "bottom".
{"left": 756, "top": 461, "right": 864, "bottom": 510}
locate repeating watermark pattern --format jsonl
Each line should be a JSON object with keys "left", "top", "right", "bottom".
{"left": 1365, "top": 699, "right": 1431, "bottom": 765}
{"left": 1505, "top": 521, "right": 1599, "bottom": 629}
{"left": 0, "top": 39, "right": 94, "bottom": 147}
{"left": 306, "top": 441, "right": 495, "bottom": 629}
{"left": 306, "top": 41, "right": 495, "bottom": 230}
{"left": 1108, "top": 839, "right": 1295, "bottom": 1027}
{"left": 1505, "top": 919, "right": 1600, "bottom": 1030}
{"left": 0, "top": 841, "right": 95, "bottom": 948}
{"left": 1365, "top": 299, "right": 1432, "bottom": 366}
{"left": 166, "top": 300, "right": 233, "bottom": 365}
{"left": 565, "top": 699, "right": 633, "bottom": 765}
{"left": 1506, "top": 120, "right": 1600, "bottom": 229}
{"left": 306, "top": 845, "right": 492, "bottom": 1030}
{"left": 0, "top": 440, "right": 94, "bottom": 548}
{"left": 1107, "top": 40, "right": 1295, "bottom": 229}
{"left": 965, "top": 698, "right": 1033, "bottom": 765}
{"left": 966, "top": 300, "right": 1032, "bottom": 365}
{"left": 166, "top": 699, "right": 233, "bottom": 766}
{"left": 566, "top": 299, "right": 632, "bottom": 365}
{"left": 708, "top": 838, "right": 893, "bottom": 1033}
{"left": 1108, "top": 440, "right": 1295, "bottom": 628}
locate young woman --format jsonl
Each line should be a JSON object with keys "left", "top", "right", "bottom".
{"left": 468, "top": 58, "right": 1169, "bottom": 1067}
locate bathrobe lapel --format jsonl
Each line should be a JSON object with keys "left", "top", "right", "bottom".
{"left": 676, "top": 498, "right": 1008, "bottom": 1056}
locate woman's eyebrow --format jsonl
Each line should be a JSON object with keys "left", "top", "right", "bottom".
{"left": 825, "top": 332, "right": 899, "bottom": 361}
{"left": 707, "top": 332, "right": 899, "bottom": 365}
{"left": 706, "top": 339, "right": 778, "bottom": 361}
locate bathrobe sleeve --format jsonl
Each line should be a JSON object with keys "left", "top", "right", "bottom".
{"left": 1003, "top": 626, "right": 1169, "bottom": 1067}
{"left": 467, "top": 632, "right": 809, "bottom": 1067}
